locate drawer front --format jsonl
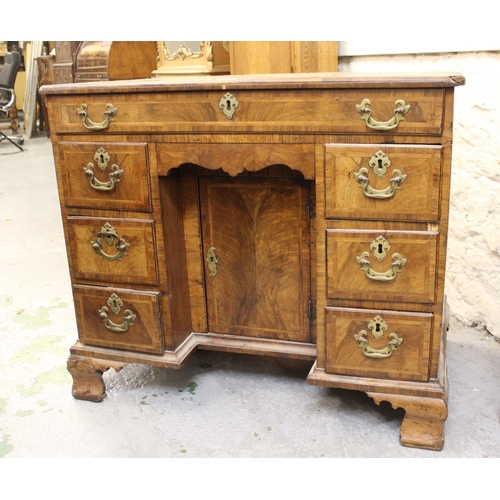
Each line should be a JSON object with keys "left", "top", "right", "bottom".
{"left": 327, "top": 229, "right": 438, "bottom": 304}
{"left": 325, "top": 144, "right": 442, "bottom": 221}
{"left": 50, "top": 88, "right": 444, "bottom": 135}
{"left": 325, "top": 307, "right": 432, "bottom": 381}
{"left": 59, "top": 142, "right": 151, "bottom": 211}
{"left": 67, "top": 217, "right": 158, "bottom": 286}
{"left": 73, "top": 286, "right": 163, "bottom": 354}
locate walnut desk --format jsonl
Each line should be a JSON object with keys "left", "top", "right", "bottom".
{"left": 41, "top": 72, "right": 465, "bottom": 450}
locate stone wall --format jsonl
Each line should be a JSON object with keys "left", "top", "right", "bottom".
{"left": 339, "top": 51, "right": 500, "bottom": 338}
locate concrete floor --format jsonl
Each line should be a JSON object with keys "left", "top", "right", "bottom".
{"left": 1, "top": 133, "right": 500, "bottom": 459}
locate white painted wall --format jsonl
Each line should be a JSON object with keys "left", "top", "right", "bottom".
{"left": 338, "top": 51, "right": 500, "bottom": 338}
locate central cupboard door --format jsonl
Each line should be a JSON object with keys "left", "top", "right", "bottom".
{"left": 199, "top": 175, "right": 312, "bottom": 343}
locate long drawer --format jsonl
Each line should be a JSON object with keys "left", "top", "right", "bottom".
{"left": 326, "top": 228, "right": 438, "bottom": 304}
{"left": 73, "top": 286, "right": 163, "bottom": 354}
{"left": 325, "top": 307, "right": 432, "bottom": 381}
{"left": 49, "top": 88, "right": 445, "bottom": 135}
{"left": 66, "top": 216, "right": 158, "bottom": 286}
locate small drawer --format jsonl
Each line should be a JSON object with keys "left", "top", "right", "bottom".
{"left": 59, "top": 142, "right": 151, "bottom": 211}
{"left": 326, "top": 228, "right": 438, "bottom": 304}
{"left": 49, "top": 88, "right": 444, "bottom": 135}
{"left": 73, "top": 286, "right": 163, "bottom": 354}
{"left": 325, "top": 144, "right": 443, "bottom": 221}
{"left": 325, "top": 307, "right": 432, "bottom": 381}
{"left": 66, "top": 217, "right": 158, "bottom": 286}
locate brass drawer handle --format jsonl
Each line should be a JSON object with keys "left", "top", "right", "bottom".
{"left": 91, "top": 222, "right": 130, "bottom": 261}
{"left": 354, "top": 150, "right": 407, "bottom": 199}
{"left": 206, "top": 246, "right": 218, "bottom": 276}
{"left": 354, "top": 315, "right": 403, "bottom": 358}
{"left": 83, "top": 147, "right": 123, "bottom": 192}
{"left": 356, "top": 98, "right": 410, "bottom": 131}
{"left": 354, "top": 167, "right": 406, "bottom": 199}
{"left": 356, "top": 236, "right": 407, "bottom": 281}
{"left": 77, "top": 103, "right": 118, "bottom": 131}
{"left": 97, "top": 293, "right": 136, "bottom": 333}
{"left": 355, "top": 331, "right": 403, "bottom": 358}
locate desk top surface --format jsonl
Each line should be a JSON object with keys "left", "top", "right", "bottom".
{"left": 40, "top": 72, "right": 465, "bottom": 96}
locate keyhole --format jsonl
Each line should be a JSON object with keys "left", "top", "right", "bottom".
{"left": 100, "top": 154, "right": 105, "bottom": 163}
{"left": 226, "top": 100, "right": 232, "bottom": 111}
{"left": 375, "top": 322, "right": 381, "bottom": 333}
{"left": 378, "top": 243, "right": 383, "bottom": 254}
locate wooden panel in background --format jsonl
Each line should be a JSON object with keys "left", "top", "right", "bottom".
{"left": 292, "top": 41, "right": 338, "bottom": 73}
{"left": 230, "top": 41, "right": 292, "bottom": 75}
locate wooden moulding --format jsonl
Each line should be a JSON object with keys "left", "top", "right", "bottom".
{"left": 67, "top": 355, "right": 125, "bottom": 403}
{"left": 367, "top": 391, "right": 448, "bottom": 451}
{"left": 67, "top": 332, "right": 317, "bottom": 402}
{"left": 307, "top": 354, "right": 448, "bottom": 450}
{"left": 69, "top": 336, "right": 446, "bottom": 450}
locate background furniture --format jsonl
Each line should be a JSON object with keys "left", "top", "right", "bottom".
{"left": 54, "top": 41, "right": 80, "bottom": 84}
{"left": 154, "top": 41, "right": 230, "bottom": 77}
{"left": 41, "top": 71, "right": 464, "bottom": 451}
{"left": 0, "top": 51, "right": 24, "bottom": 150}
{"left": 75, "top": 42, "right": 157, "bottom": 82}
{"left": 36, "top": 54, "right": 54, "bottom": 136}
{"left": 229, "top": 41, "right": 338, "bottom": 74}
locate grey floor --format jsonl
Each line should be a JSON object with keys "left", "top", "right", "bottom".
{"left": 1, "top": 133, "right": 500, "bottom": 459}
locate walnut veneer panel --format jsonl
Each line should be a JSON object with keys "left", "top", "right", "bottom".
{"left": 325, "top": 144, "right": 443, "bottom": 221}
{"left": 156, "top": 143, "right": 315, "bottom": 179}
{"left": 59, "top": 142, "right": 151, "bottom": 211}
{"left": 326, "top": 229, "right": 438, "bottom": 304}
{"left": 66, "top": 217, "right": 158, "bottom": 286}
{"left": 199, "top": 176, "right": 312, "bottom": 342}
{"left": 325, "top": 307, "right": 432, "bottom": 381}
{"left": 49, "top": 88, "right": 444, "bottom": 135}
{"left": 73, "top": 286, "right": 163, "bottom": 354}
{"left": 41, "top": 72, "right": 464, "bottom": 451}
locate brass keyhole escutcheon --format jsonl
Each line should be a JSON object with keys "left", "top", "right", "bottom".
{"left": 367, "top": 315, "right": 387, "bottom": 340}
{"left": 369, "top": 150, "right": 391, "bottom": 178}
{"left": 206, "top": 247, "right": 218, "bottom": 276}
{"left": 370, "top": 235, "right": 390, "bottom": 262}
{"left": 94, "top": 147, "right": 111, "bottom": 172}
{"left": 219, "top": 92, "right": 238, "bottom": 120}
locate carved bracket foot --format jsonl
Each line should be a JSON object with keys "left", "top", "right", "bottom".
{"left": 366, "top": 392, "right": 448, "bottom": 451}
{"left": 67, "top": 355, "right": 126, "bottom": 402}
